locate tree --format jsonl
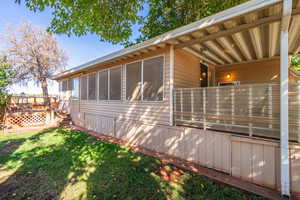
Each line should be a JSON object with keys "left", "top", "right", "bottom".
{"left": 0, "top": 57, "right": 14, "bottom": 121}
{"left": 16, "top": 0, "right": 247, "bottom": 45}
{"left": 137, "top": 0, "right": 248, "bottom": 43}
{"left": 15, "top": 0, "right": 144, "bottom": 44}
{"left": 291, "top": 55, "right": 300, "bottom": 71}
{"left": 2, "top": 22, "right": 67, "bottom": 106}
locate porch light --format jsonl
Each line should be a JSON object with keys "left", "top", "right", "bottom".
{"left": 226, "top": 73, "right": 231, "bottom": 79}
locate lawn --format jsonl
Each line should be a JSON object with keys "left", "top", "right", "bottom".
{"left": 0, "top": 128, "right": 265, "bottom": 200}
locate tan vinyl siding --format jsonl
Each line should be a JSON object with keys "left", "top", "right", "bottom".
{"left": 80, "top": 102, "right": 170, "bottom": 125}
{"left": 174, "top": 49, "right": 200, "bottom": 88}
{"left": 69, "top": 47, "right": 171, "bottom": 126}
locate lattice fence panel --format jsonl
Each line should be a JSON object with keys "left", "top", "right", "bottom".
{"left": 6, "top": 112, "right": 47, "bottom": 128}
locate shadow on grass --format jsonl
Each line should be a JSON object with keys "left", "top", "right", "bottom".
{"left": 0, "top": 128, "right": 264, "bottom": 200}
{"left": 0, "top": 128, "right": 168, "bottom": 200}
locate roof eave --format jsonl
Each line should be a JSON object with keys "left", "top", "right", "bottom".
{"left": 52, "top": 0, "right": 282, "bottom": 81}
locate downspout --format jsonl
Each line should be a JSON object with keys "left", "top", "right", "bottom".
{"left": 280, "top": 0, "right": 292, "bottom": 196}
{"left": 170, "top": 45, "right": 175, "bottom": 126}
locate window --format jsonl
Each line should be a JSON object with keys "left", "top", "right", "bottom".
{"left": 98, "top": 70, "right": 108, "bottom": 100}
{"left": 62, "top": 80, "right": 68, "bottom": 92}
{"left": 68, "top": 79, "right": 73, "bottom": 91}
{"left": 110, "top": 67, "right": 122, "bottom": 100}
{"left": 126, "top": 61, "right": 142, "bottom": 101}
{"left": 80, "top": 76, "right": 88, "bottom": 100}
{"left": 88, "top": 73, "right": 97, "bottom": 100}
{"left": 71, "top": 78, "right": 79, "bottom": 99}
{"left": 98, "top": 66, "right": 122, "bottom": 101}
{"left": 143, "top": 56, "right": 164, "bottom": 101}
{"left": 126, "top": 56, "right": 164, "bottom": 101}
{"left": 60, "top": 80, "right": 68, "bottom": 99}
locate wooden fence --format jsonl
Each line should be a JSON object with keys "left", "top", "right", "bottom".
{"left": 174, "top": 83, "right": 300, "bottom": 142}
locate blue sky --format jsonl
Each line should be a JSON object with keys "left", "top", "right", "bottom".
{"left": 0, "top": 0, "right": 143, "bottom": 95}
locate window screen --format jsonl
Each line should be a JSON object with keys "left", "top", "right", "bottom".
{"left": 109, "top": 67, "right": 122, "bottom": 100}
{"left": 126, "top": 61, "right": 142, "bottom": 101}
{"left": 98, "top": 70, "right": 108, "bottom": 100}
{"left": 88, "top": 73, "right": 97, "bottom": 100}
{"left": 62, "top": 80, "right": 68, "bottom": 92}
{"left": 143, "top": 56, "right": 164, "bottom": 101}
{"left": 68, "top": 79, "right": 73, "bottom": 91}
{"left": 72, "top": 78, "right": 79, "bottom": 99}
{"left": 80, "top": 76, "right": 88, "bottom": 100}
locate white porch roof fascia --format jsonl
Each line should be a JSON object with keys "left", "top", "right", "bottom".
{"left": 53, "top": 0, "right": 283, "bottom": 80}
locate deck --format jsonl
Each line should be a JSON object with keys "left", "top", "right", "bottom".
{"left": 174, "top": 83, "right": 300, "bottom": 142}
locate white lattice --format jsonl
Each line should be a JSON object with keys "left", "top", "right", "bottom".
{"left": 6, "top": 112, "right": 47, "bottom": 128}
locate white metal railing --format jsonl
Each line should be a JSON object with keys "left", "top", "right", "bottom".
{"left": 174, "top": 83, "right": 300, "bottom": 142}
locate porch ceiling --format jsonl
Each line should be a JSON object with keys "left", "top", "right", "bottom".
{"left": 53, "top": 0, "right": 300, "bottom": 80}
{"left": 173, "top": 0, "right": 300, "bottom": 67}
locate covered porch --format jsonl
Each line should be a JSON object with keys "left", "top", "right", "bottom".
{"left": 168, "top": 0, "right": 300, "bottom": 196}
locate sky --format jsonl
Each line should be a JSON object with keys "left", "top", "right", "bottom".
{"left": 0, "top": 0, "right": 143, "bottom": 95}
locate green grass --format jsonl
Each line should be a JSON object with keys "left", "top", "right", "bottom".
{"left": 0, "top": 128, "right": 266, "bottom": 200}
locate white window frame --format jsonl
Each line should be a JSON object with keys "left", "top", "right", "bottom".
{"left": 71, "top": 77, "right": 80, "bottom": 100}
{"left": 80, "top": 74, "right": 88, "bottom": 101}
{"left": 125, "top": 54, "right": 165, "bottom": 102}
{"left": 97, "top": 65, "right": 122, "bottom": 102}
{"left": 61, "top": 79, "right": 68, "bottom": 100}
{"left": 88, "top": 72, "right": 97, "bottom": 101}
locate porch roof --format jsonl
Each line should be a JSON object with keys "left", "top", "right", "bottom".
{"left": 53, "top": 0, "right": 300, "bottom": 80}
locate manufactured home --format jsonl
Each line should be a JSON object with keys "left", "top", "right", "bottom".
{"left": 53, "top": 0, "right": 300, "bottom": 197}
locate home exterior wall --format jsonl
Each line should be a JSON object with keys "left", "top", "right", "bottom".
{"left": 59, "top": 48, "right": 300, "bottom": 196}
{"left": 215, "top": 59, "right": 300, "bottom": 85}
{"left": 63, "top": 47, "right": 199, "bottom": 127}
{"left": 215, "top": 59, "right": 280, "bottom": 84}
{"left": 174, "top": 49, "right": 200, "bottom": 88}
{"left": 62, "top": 47, "right": 171, "bottom": 127}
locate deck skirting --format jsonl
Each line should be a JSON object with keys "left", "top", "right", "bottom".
{"left": 71, "top": 113, "right": 300, "bottom": 197}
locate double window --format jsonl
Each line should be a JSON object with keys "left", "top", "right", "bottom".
{"left": 126, "top": 56, "right": 164, "bottom": 101}
{"left": 79, "top": 73, "right": 97, "bottom": 100}
{"left": 98, "top": 66, "right": 122, "bottom": 100}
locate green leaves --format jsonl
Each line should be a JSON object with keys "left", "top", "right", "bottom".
{"left": 139, "top": 0, "right": 248, "bottom": 43}
{"left": 17, "top": 0, "right": 144, "bottom": 44}
{"left": 16, "top": 0, "right": 247, "bottom": 45}
{"left": 291, "top": 55, "right": 300, "bottom": 71}
{"left": 0, "top": 57, "right": 13, "bottom": 109}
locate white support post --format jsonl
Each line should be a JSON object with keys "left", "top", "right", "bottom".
{"left": 170, "top": 45, "right": 175, "bottom": 126}
{"left": 141, "top": 61, "right": 144, "bottom": 101}
{"left": 108, "top": 69, "right": 111, "bottom": 100}
{"left": 249, "top": 86, "right": 253, "bottom": 137}
{"left": 191, "top": 89, "right": 194, "bottom": 121}
{"left": 268, "top": 84, "right": 273, "bottom": 129}
{"left": 180, "top": 90, "right": 184, "bottom": 121}
{"left": 203, "top": 88, "right": 206, "bottom": 130}
{"left": 280, "top": 0, "right": 292, "bottom": 196}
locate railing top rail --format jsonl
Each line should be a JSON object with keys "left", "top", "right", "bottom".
{"left": 10, "top": 96, "right": 58, "bottom": 98}
{"left": 173, "top": 82, "right": 300, "bottom": 91}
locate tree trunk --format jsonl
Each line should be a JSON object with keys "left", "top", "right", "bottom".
{"left": 40, "top": 78, "right": 50, "bottom": 109}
